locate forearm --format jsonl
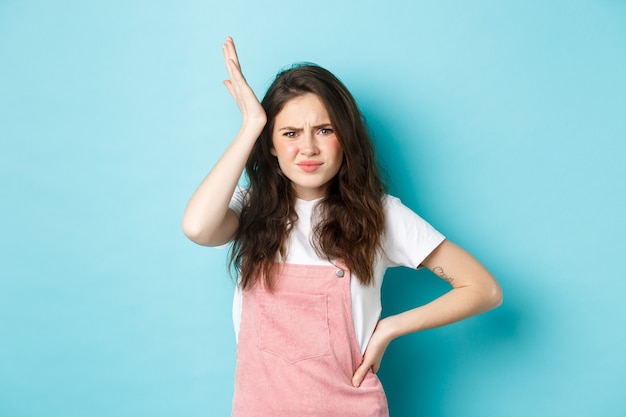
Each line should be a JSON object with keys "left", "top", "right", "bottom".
{"left": 383, "top": 283, "right": 502, "bottom": 339}
{"left": 182, "top": 37, "right": 268, "bottom": 246}
{"left": 381, "top": 240, "right": 502, "bottom": 340}
{"left": 352, "top": 280, "right": 500, "bottom": 387}
{"left": 181, "top": 123, "right": 262, "bottom": 246}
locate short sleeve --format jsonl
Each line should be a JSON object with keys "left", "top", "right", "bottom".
{"left": 215, "top": 187, "right": 248, "bottom": 249}
{"left": 381, "top": 195, "right": 446, "bottom": 269}
{"left": 228, "top": 186, "right": 248, "bottom": 217}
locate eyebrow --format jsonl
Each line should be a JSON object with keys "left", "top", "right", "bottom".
{"left": 278, "top": 123, "right": 333, "bottom": 131}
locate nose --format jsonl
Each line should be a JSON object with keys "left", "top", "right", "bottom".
{"left": 300, "top": 131, "right": 319, "bottom": 156}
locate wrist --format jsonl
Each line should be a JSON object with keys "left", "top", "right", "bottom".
{"left": 241, "top": 114, "right": 267, "bottom": 131}
{"left": 378, "top": 316, "right": 402, "bottom": 342}
{"left": 237, "top": 121, "right": 265, "bottom": 142}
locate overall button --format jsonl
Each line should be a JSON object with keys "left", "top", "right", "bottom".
{"left": 335, "top": 269, "right": 345, "bottom": 278}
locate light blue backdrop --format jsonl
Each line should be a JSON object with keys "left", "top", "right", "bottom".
{"left": 1, "top": 0, "right": 624, "bottom": 416}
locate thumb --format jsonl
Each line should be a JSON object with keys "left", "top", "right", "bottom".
{"left": 351, "top": 362, "right": 372, "bottom": 388}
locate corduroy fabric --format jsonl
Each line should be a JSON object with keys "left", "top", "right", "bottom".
{"left": 232, "top": 262, "right": 389, "bottom": 417}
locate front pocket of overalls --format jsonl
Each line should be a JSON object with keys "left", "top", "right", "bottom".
{"left": 256, "top": 292, "right": 331, "bottom": 363}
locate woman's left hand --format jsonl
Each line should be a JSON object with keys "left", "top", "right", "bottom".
{"left": 351, "top": 317, "right": 395, "bottom": 388}
{"left": 351, "top": 239, "right": 502, "bottom": 388}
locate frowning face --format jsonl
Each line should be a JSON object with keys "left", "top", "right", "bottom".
{"left": 271, "top": 93, "right": 344, "bottom": 200}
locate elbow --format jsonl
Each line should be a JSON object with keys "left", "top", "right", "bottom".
{"left": 181, "top": 218, "right": 230, "bottom": 247}
{"left": 181, "top": 218, "right": 210, "bottom": 245}
{"left": 486, "top": 281, "right": 504, "bottom": 310}
{"left": 181, "top": 222, "right": 198, "bottom": 242}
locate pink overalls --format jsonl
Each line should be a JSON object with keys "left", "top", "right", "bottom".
{"left": 232, "top": 262, "right": 389, "bottom": 417}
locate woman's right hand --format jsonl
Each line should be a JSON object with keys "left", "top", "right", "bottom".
{"left": 182, "top": 37, "right": 265, "bottom": 246}
{"left": 222, "top": 36, "right": 267, "bottom": 129}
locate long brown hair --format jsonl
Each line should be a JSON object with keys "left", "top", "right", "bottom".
{"left": 230, "top": 64, "right": 386, "bottom": 290}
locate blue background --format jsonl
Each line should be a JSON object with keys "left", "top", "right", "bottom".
{"left": 1, "top": 0, "right": 625, "bottom": 416}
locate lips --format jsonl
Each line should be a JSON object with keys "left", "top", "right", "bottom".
{"left": 296, "top": 161, "right": 323, "bottom": 172}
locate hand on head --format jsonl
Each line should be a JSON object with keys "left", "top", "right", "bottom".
{"left": 222, "top": 36, "right": 267, "bottom": 127}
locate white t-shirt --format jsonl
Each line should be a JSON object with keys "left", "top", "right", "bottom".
{"left": 228, "top": 188, "right": 445, "bottom": 354}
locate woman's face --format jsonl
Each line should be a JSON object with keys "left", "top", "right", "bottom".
{"left": 271, "top": 93, "right": 344, "bottom": 200}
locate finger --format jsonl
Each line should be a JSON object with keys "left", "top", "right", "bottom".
{"left": 222, "top": 44, "right": 238, "bottom": 82}
{"left": 225, "top": 57, "right": 246, "bottom": 83}
{"left": 225, "top": 36, "right": 241, "bottom": 66}
{"left": 222, "top": 39, "right": 246, "bottom": 86}
{"left": 223, "top": 80, "right": 235, "bottom": 99}
{"left": 351, "top": 362, "right": 371, "bottom": 388}
{"left": 224, "top": 60, "right": 249, "bottom": 103}
{"left": 222, "top": 36, "right": 240, "bottom": 69}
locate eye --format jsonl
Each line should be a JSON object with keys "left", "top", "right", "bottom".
{"left": 283, "top": 131, "right": 297, "bottom": 138}
{"left": 319, "top": 128, "right": 334, "bottom": 135}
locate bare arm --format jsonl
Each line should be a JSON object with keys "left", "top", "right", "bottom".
{"left": 352, "top": 239, "right": 502, "bottom": 387}
{"left": 384, "top": 240, "right": 502, "bottom": 333}
{"left": 182, "top": 37, "right": 266, "bottom": 246}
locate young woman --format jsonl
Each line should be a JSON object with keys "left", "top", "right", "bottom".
{"left": 182, "top": 36, "right": 502, "bottom": 417}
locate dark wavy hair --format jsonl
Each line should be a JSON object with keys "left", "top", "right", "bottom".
{"left": 230, "top": 64, "right": 386, "bottom": 290}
